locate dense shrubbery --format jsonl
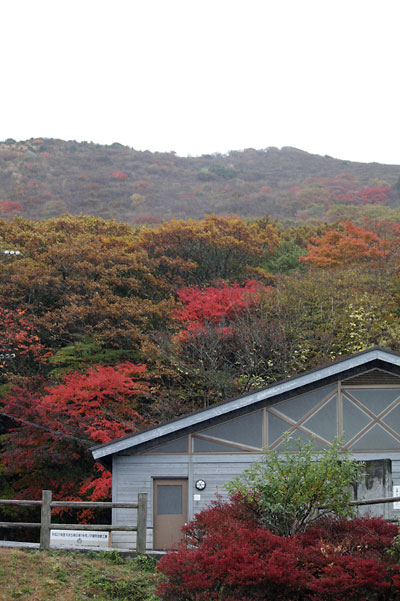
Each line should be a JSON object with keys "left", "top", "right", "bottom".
{"left": 1, "top": 212, "right": 400, "bottom": 504}
{"left": 157, "top": 442, "right": 396, "bottom": 601}
{"left": 157, "top": 496, "right": 400, "bottom": 601}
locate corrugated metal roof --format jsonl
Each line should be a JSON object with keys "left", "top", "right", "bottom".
{"left": 91, "top": 347, "right": 400, "bottom": 460}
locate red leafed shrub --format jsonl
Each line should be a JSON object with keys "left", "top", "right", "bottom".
{"left": 335, "top": 186, "right": 393, "bottom": 205}
{"left": 1, "top": 362, "right": 148, "bottom": 500}
{"left": 360, "top": 187, "right": 393, "bottom": 204}
{"left": 0, "top": 308, "right": 47, "bottom": 370}
{"left": 111, "top": 171, "right": 128, "bottom": 179}
{"left": 337, "top": 191, "right": 360, "bottom": 204}
{"left": 173, "top": 281, "right": 266, "bottom": 340}
{"left": 157, "top": 495, "right": 400, "bottom": 601}
{"left": 301, "top": 515, "right": 397, "bottom": 557}
{"left": 0, "top": 201, "right": 24, "bottom": 214}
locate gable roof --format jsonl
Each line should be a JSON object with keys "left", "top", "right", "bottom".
{"left": 91, "top": 347, "right": 400, "bottom": 462}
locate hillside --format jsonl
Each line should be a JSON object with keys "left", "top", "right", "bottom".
{"left": 1, "top": 211, "right": 400, "bottom": 505}
{"left": 1, "top": 138, "right": 400, "bottom": 223}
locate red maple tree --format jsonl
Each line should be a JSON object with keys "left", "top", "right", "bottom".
{"left": 1, "top": 362, "right": 149, "bottom": 501}
{"left": 173, "top": 281, "right": 266, "bottom": 340}
{"left": 0, "top": 308, "right": 47, "bottom": 371}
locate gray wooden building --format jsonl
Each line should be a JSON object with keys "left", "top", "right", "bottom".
{"left": 92, "top": 347, "right": 400, "bottom": 550}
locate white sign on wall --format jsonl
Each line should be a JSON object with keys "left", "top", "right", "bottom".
{"left": 50, "top": 530, "right": 109, "bottom": 548}
{"left": 393, "top": 486, "right": 400, "bottom": 510}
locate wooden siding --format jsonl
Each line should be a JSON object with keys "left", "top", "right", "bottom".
{"left": 392, "top": 459, "right": 400, "bottom": 486}
{"left": 112, "top": 454, "right": 189, "bottom": 549}
{"left": 111, "top": 529, "right": 153, "bottom": 551}
{"left": 110, "top": 369, "right": 400, "bottom": 549}
{"left": 112, "top": 452, "right": 400, "bottom": 549}
{"left": 111, "top": 454, "right": 257, "bottom": 549}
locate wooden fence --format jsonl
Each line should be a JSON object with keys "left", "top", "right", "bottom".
{"left": 2, "top": 491, "right": 400, "bottom": 553}
{"left": 0, "top": 490, "right": 148, "bottom": 553}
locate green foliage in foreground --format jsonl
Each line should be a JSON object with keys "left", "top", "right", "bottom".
{"left": 226, "top": 437, "right": 365, "bottom": 536}
{"left": 0, "top": 548, "right": 160, "bottom": 601}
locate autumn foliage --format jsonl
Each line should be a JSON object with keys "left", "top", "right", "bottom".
{"left": 0, "top": 201, "right": 24, "bottom": 214}
{"left": 157, "top": 496, "right": 400, "bottom": 601}
{"left": 0, "top": 308, "right": 47, "bottom": 371}
{"left": 137, "top": 214, "right": 279, "bottom": 286}
{"left": 1, "top": 212, "right": 400, "bottom": 505}
{"left": 1, "top": 362, "right": 148, "bottom": 500}
{"left": 1, "top": 139, "right": 399, "bottom": 223}
{"left": 111, "top": 171, "right": 128, "bottom": 179}
{"left": 300, "top": 221, "right": 388, "bottom": 267}
{"left": 174, "top": 281, "right": 266, "bottom": 339}
{"left": 360, "top": 186, "right": 393, "bottom": 204}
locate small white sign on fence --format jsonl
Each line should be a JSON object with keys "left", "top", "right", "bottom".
{"left": 394, "top": 486, "right": 400, "bottom": 510}
{"left": 50, "top": 530, "right": 110, "bottom": 548}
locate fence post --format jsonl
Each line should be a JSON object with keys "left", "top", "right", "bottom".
{"left": 136, "top": 493, "right": 147, "bottom": 554}
{"left": 40, "top": 490, "right": 52, "bottom": 550}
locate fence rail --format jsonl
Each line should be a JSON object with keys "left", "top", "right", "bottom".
{"left": 0, "top": 490, "right": 148, "bottom": 552}
{"left": 351, "top": 495, "right": 400, "bottom": 507}
{"left": 2, "top": 490, "right": 400, "bottom": 552}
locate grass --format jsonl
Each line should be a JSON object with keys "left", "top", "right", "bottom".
{"left": 0, "top": 548, "right": 161, "bottom": 601}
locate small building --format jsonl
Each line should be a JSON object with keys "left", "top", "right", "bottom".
{"left": 92, "top": 347, "right": 400, "bottom": 550}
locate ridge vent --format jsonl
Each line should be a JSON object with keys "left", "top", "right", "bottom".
{"left": 342, "top": 368, "right": 400, "bottom": 386}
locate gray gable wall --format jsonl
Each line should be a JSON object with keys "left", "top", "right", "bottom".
{"left": 92, "top": 348, "right": 400, "bottom": 464}
{"left": 99, "top": 348, "right": 400, "bottom": 550}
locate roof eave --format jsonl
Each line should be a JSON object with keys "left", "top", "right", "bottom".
{"left": 92, "top": 348, "right": 400, "bottom": 461}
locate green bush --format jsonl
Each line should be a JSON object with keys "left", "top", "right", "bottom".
{"left": 226, "top": 437, "right": 365, "bottom": 536}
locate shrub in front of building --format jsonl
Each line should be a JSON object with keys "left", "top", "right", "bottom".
{"left": 157, "top": 497, "right": 400, "bottom": 601}
{"left": 157, "top": 441, "right": 398, "bottom": 601}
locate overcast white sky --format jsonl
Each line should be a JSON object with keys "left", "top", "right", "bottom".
{"left": 1, "top": 0, "right": 399, "bottom": 164}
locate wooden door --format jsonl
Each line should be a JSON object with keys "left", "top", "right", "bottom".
{"left": 153, "top": 479, "right": 188, "bottom": 550}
